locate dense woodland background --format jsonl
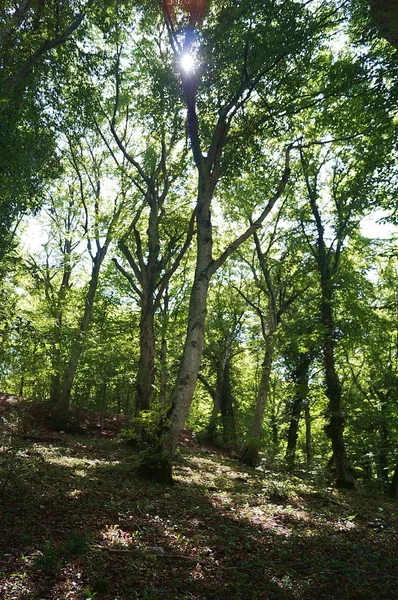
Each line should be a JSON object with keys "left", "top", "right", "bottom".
{"left": 1, "top": 0, "right": 398, "bottom": 491}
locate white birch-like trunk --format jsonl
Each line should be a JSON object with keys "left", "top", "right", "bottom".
{"left": 162, "top": 182, "right": 212, "bottom": 458}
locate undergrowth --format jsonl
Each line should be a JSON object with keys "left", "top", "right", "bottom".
{"left": 0, "top": 426, "right": 397, "bottom": 600}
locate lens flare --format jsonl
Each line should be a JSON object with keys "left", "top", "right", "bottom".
{"left": 180, "top": 53, "right": 196, "bottom": 73}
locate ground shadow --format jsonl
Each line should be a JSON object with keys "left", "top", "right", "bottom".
{"left": 0, "top": 434, "right": 397, "bottom": 599}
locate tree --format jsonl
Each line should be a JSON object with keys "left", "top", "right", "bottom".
{"left": 237, "top": 219, "right": 309, "bottom": 467}
{"left": 198, "top": 274, "right": 245, "bottom": 450}
{"left": 0, "top": 0, "right": 95, "bottom": 264}
{"left": 56, "top": 134, "right": 124, "bottom": 428}
{"left": 156, "top": 0, "right": 335, "bottom": 469}
{"left": 108, "top": 61, "right": 194, "bottom": 420}
{"left": 363, "top": 1, "right": 398, "bottom": 50}
{"left": 25, "top": 191, "right": 81, "bottom": 403}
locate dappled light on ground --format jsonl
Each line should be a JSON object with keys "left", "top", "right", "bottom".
{"left": 1, "top": 432, "right": 397, "bottom": 599}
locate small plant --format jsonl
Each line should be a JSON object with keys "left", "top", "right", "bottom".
{"left": 92, "top": 578, "right": 110, "bottom": 595}
{"left": 32, "top": 541, "right": 60, "bottom": 572}
{"left": 120, "top": 411, "right": 157, "bottom": 445}
{"left": 65, "top": 530, "right": 89, "bottom": 555}
{"left": 84, "top": 587, "right": 97, "bottom": 600}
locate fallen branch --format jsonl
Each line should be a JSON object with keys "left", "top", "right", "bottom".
{"left": 90, "top": 544, "right": 217, "bottom": 566}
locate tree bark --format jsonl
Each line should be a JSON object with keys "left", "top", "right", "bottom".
{"left": 304, "top": 400, "right": 313, "bottom": 469}
{"left": 285, "top": 353, "right": 311, "bottom": 470}
{"left": 159, "top": 293, "right": 170, "bottom": 407}
{"left": 57, "top": 250, "right": 105, "bottom": 429}
{"left": 200, "top": 358, "right": 223, "bottom": 444}
{"left": 135, "top": 294, "right": 156, "bottom": 415}
{"left": 241, "top": 337, "right": 274, "bottom": 467}
{"left": 301, "top": 148, "right": 354, "bottom": 489}
{"left": 220, "top": 358, "right": 237, "bottom": 452}
{"left": 366, "top": 0, "right": 398, "bottom": 50}
{"left": 377, "top": 394, "right": 390, "bottom": 489}
{"left": 152, "top": 67, "right": 291, "bottom": 470}
{"left": 205, "top": 386, "right": 220, "bottom": 442}
{"left": 161, "top": 179, "right": 213, "bottom": 459}
{"left": 321, "top": 281, "right": 354, "bottom": 489}
{"left": 390, "top": 464, "right": 398, "bottom": 498}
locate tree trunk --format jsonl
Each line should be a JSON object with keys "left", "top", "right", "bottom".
{"left": 378, "top": 395, "right": 390, "bottom": 489}
{"left": 50, "top": 372, "right": 60, "bottom": 404}
{"left": 366, "top": 0, "right": 398, "bottom": 50}
{"left": 206, "top": 390, "right": 220, "bottom": 442}
{"left": 285, "top": 353, "right": 311, "bottom": 470}
{"left": 124, "top": 390, "right": 131, "bottom": 416}
{"left": 57, "top": 253, "right": 104, "bottom": 429}
{"left": 220, "top": 358, "right": 237, "bottom": 452}
{"left": 203, "top": 353, "right": 226, "bottom": 443}
{"left": 49, "top": 236, "right": 72, "bottom": 404}
{"left": 241, "top": 337, "right": 274, "bottom": 467}
{"left": 99, "top": 381, "right": 107, "bottom": 431}
{"left": 270, "top": 400, "right": 278, "bottom": 457}
{"left": 321, "top": 284, "right": 355, "bottom": 489}
{"left": 159, "top": 295, "right": 169, "bottom": 407}
{"left": 135, "top": 295, "right": 156, "bottom": 416}
{"left": 18, "top": 374, "right": 24, "bottom": 397}
{"left": 147, "top": 86, "right": 290, "bottom": 476}
{"left": 304, "top": 400, "right": 313, "bottom": 469}
{"left": 49, "top": 324, "right": 63, "bottom": 403}
{"left": 390, "top": 464, "right": 398, "bottom": 498}
{"left": 160, "top": 182, "right": 213, "bottom": 460}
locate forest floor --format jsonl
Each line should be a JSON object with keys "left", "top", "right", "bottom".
{"left": 0, "top": 395, "right": 397, "bottom": 600}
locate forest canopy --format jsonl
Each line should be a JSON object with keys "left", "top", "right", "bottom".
{"left": 0, "top": 0, "right": 397, "bottom": 493}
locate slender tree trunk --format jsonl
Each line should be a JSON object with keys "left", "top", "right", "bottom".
{"left": 301, "top": 148, "right": 354, "bottom": 488}
{"left": 378, "top": 395, "right": 390, "bottom": 489}
{"left": 203, "top": 354, "right": 226, "bottom": 443}
{"left": 159, "top": 294, "right": 169, "bottom": 407}
{"left": 321, "top": 281, "right": 355, "bottom": 489}
{"left": 124, "top": 390, "right": 131, "bottom": 416}
{"left": 99, "top": 381, "right": 107, "bottom": 431}
{"left": 49, "top": 238, "right": 72, "bottom": 404}
{"left": 57, "top": 253, "right": 104, "bottom": 429}
{"left": 18, "top": 375, "right": 24, "bottom": 397}
{"left": 220, "top": 358, "right": 237, "bottom": 452}
{"left": 206, "top": 396, "right": 220, "bottom": 442}
{"left": 390, "top": 464, "right": 398, "bottom": 498}
{"left": 241, "top": 337, "right": 274, "bottom": 467}
{"left": 285, "top": 353, "right": 311, "bottom": 470}
{"left": 148, "top": 95, "right": 290, "bottom": 475}
{"left": 134, "top": 194, "right": 160, "bottom": 418}
{"left": 304, "top": 400, "right": 313, "bottom": 469}
{"left": 270, "top": 402, "right": 279, "bottom": 457}
{"left": 135, "top": 295, "right": 156, "bottom": 416}
{"left": 286, "top": 396, "right": 302, "bottom": 468}
{"left": 50, "top": 329, "right": 62, "bottom": 403}
{"left": 161, "top": 182, "right": 213, "bottom": 459}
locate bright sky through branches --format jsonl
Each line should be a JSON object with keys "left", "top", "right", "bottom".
{"left": 179, "top": 52, "right": 196, "bottom": 73}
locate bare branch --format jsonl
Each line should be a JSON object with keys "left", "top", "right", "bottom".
{"left": 209, "top": 144, "right": 292, "bottom": 277}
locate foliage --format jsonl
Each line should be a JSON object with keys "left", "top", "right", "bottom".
{"left": 1, "top": 0, "right": 398, "bottom": 492}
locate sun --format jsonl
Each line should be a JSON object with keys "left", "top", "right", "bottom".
{"left": 179, "top": 52, "right": 196, "bottom": 74}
